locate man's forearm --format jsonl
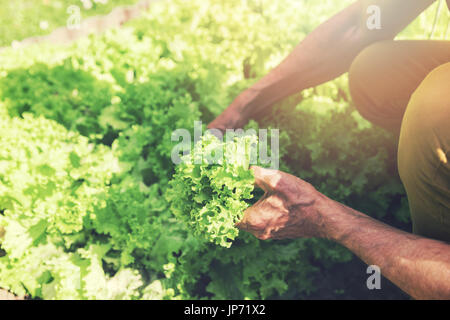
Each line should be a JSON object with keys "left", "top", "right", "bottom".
{"left": 237, "top": 1, "right": 363, "bottom": 120}
{"left": 229, "top": 0, "right": 436, "bottom": 123}
{"left": 322, "top": 199, "right": 450, "bottom": 299}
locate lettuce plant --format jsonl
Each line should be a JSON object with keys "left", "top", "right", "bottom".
{"left": 167, "top": 133, "right": 257, "bottom": 248}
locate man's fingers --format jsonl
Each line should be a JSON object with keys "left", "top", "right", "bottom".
{"left": 250, "top": 166, "right": 282, "bottom": 192}
{"left": 236, "top": 205, "right": 258, "bottom": 231}
{"left": 236, "top": 200, "right": 266, "bottom": 231}
{"left": 235, "top": 219, "right": 248, "bottom": 231}
{"left": 236, "top": 205, "right": 252, "bottom": 231}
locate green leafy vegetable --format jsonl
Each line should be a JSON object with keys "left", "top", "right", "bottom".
{"left": 167, "top": 133, "right": 257, "bottom": 248}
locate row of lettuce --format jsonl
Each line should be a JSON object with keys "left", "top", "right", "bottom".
{"left": 1, "top": 0, "right": 441, "bottom": 299}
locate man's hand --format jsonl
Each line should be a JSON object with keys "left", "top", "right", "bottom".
{"left": 207, "top": 91, "right": 256, "bottom": 132}
{"left": 207, "top": 105, "right": 243, "bottom": 133}
{"left": 237, "top": 166, "right": 330, "bottom": 240}
{"left": 237, "top": 168, "right": 450, "bottom": 299}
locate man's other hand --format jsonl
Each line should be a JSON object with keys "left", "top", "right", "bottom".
{"left": 207, "top": 91, "right": 256, "bottom": 132}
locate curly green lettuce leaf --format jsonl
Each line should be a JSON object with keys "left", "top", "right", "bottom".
{"left": 167, "top": 132, "right": 257, "bottom": 248}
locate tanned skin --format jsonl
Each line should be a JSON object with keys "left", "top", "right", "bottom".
{"left": 209, "top": 0, "right": 450, "bottom": 299}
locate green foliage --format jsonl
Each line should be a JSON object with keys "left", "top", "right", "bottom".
{"left": 0, "top": 113, "right": 141, "bottom": 299}
{"left": 167, "top": 133, "right": 256, "bottom": 248}
{"left": 0, "top": 113, "right": 177, "bottom": 299}
{"left": 111, "top": 72, "right": 201, "bottom": 185}
{"left": 0, "top": 62, "right": 113, "bottom": 138}
{"left": 0, "top": 113, "right": 118, "bottom": 236}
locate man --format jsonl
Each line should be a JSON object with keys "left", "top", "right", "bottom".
{"left": 208, "top": 0, "right": 450, "bottom": 299}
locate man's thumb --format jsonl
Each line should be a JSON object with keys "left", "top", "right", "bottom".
{"left": 250, "top": 166, "right": 281, "bottom": 192}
